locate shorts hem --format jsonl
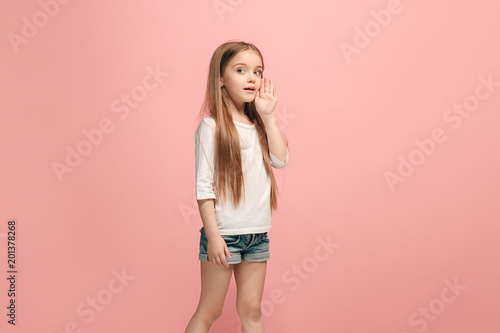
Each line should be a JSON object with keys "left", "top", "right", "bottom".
{"left": 199, "top": 253, "right": 243, "bottom": 264}
{"left": 242, "top": 252, "right": 270, "bottom": 262}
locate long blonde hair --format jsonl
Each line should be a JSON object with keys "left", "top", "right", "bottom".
{"left": 196, "top": 40, "right": 287, "bottom": 210}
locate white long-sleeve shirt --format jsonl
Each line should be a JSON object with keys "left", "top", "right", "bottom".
{"left": 195, "top": 115, "right": 289, "bottom": 235}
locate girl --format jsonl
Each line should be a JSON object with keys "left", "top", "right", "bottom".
{"left": 185, "top": 41, "right": 289, "bottom": 333}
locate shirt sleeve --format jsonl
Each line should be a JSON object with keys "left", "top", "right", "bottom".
{"left": 270, "top": 147, "right": 289, "bottom": 169}
{"left": 195, "top": 119, "right": 217, "bottom": 200}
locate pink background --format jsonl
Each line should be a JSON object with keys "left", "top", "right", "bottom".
{"left": 1, "top": 1, "right": 499, "bottom": 332}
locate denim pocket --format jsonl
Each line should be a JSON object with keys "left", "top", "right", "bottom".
{"left": 221, "top": 234, "right": 241, "bottom": 245}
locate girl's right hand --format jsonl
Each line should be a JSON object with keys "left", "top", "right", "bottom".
{"left": 206, "top": 235, "right": 232, "bottom": 268}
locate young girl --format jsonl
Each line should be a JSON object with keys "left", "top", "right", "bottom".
{"left": 185, "top": 40, "right": 289, "bottom": 333}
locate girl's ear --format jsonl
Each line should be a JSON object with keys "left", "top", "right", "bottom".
{"left": 220, "top": 77, "right": 224, "bottom": 87}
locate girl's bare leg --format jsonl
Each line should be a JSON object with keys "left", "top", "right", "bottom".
{"left": 233, "top": 260, "right": 267, "bottom": 333}
{"left": 185, "top": 261, "right": 234, "bottom": 333}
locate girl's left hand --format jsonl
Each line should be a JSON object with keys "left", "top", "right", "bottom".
{"left": 255, "top": 77, "right": 278, "bottom": 117}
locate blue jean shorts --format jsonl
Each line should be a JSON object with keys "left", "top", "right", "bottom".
{"left": 199, "top": 227, "right": 270, "bottom": 264}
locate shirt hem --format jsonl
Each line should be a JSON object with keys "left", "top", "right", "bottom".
{"left": 218, "top": 225, "right": 271, "bottom": 235}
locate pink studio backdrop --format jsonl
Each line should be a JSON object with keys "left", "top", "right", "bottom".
{"left": 1, "top": 1, "right": 499, "bottom": 332}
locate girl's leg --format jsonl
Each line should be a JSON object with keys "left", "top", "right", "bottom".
{"left": 233, "top": 260, "right": 267, "bottom": 333}
{"left": 185, "top": 260, "right": 234, "bottom": 333}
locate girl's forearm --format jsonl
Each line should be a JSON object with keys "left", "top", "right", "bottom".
{"left": 197, "top": 199, "right": 220, "bottom": 240}
{"left": 261, "top": 114, "right": 288, "bottom": 163}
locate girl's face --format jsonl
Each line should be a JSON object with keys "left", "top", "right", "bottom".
{"left": 220, "top": 49, "right": 263, "bottom": 107}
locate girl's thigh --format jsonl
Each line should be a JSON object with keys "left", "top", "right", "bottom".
{"left": 233, "top": 261, "right": 267, "bottom": 305}
{"left": 197, "top": 261, "right": 234, "bottom": 313}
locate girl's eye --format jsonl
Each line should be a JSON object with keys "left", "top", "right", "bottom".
{"left": 237, "top": 68, "right": 262, "bottom": 75}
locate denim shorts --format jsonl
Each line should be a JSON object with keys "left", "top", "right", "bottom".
{"left": 199, "top": 227, "right": 270, "bottom": 264}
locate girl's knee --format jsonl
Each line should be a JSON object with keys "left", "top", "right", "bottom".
{"left": 236, "top": 300, "right": 262, "bottom": 320}
{"left": 196, "top": 307, "right": 223, "bottom": 324}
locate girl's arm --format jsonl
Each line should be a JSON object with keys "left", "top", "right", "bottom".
{"left": 195, "top": 119, "right": 218, "bottom": 223}
{"left": 255, "top": 77, "right": 288, "bottom": 164}
{"left": 261, "top": 114, "right": 288, "bottom": 164}
{"left": 194, "top": 119, "right": 232, "bottom": 267}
